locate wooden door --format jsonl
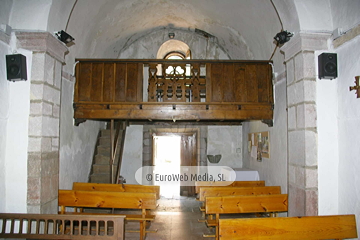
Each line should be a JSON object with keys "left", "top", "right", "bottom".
{"left": 180, "top": 133, "right": 197, "bottom": 196}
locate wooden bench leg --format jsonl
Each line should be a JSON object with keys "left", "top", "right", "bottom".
{"left": 139, "top": 220, "right": 145, "bottom": 240}
{"left": 215, "top": 214, "right": 220, "bottom": 240}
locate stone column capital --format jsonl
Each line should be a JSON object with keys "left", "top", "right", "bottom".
{"left": 15, "top": 31, "right": 68, "bottom": 63}
{"left": 281, "top": 32, "right": 331, "bottom": 62}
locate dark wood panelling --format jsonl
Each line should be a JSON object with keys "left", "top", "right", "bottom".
{"left": 223, "top": 63, "right": 235, "bottom": 102}
{"left": 126, "top": 63, "right": 138, "bottom": 102}
{"left": 77, "top": 62, "right": 92, "bottom": 101}
{"left": 103, "top": 63, "right": 115, "bottom": 102}
{"left": 115, "top": 63, "right": 126, "bottom": 102}
{"left": 210, "top": 63, "right": 223, "bottom": 102}
{"left": 234, "top": 64, "right": 246, "bottom": 102}
{"left": 257, "top": 64, "right": 271, "bottom": 103}
{"left": 245, "top": 64, "right": 258, "bottom": 102}
{"left": 91, "top": 63, "right": 103, "bottom": 102}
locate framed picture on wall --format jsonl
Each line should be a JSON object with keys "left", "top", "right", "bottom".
{"left": 248, "top": 131, "right": 270, "bottom": 158}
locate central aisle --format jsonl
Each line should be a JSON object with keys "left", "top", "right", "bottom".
{"left": 125, "top": 196, "right": 215, "bottom": 240}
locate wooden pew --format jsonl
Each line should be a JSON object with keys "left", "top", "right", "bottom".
{"left": 195, "top": 180, "right": 265, "bottom": 194}
{"left": 204, "top": 194, "right": 288, "bottom": 240}
{"left": 72, "top": 182, "right": 161, "bottom": 199}
{"left": 58, "top": 190, "right": 157, "bottom": 240}
{"left": 198, "top": 186, "right": 281, "bottom": 221}
{"left": 0, "top": 213, "right": 125, "bottom": 239}
{"left": 219, "top": 214, "right": 358, "bottom": 240}
{"left": 198, "top": 186, "right": 281, "bottom": 202}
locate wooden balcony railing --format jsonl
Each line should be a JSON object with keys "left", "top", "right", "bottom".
{"left": 74, "top": 59, "right": 274, "bottom": 125}
{"left": 0, "top": 213, "right": 125, "bottom": 239}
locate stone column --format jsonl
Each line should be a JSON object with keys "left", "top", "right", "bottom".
{"left": 281, "top": 32, "right": 330, "bottom": 216}
{"left": 16, "top": 32, "right": 68, "bottom": 213}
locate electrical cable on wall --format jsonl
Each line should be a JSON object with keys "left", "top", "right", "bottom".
{"left": 72, "top": 61, "right": 79, "bottom": 77}
{"left": 65, "top": 0, "right": 78, "bottom": 31}
{"left": 269, "top": 0, "right": 282, "bottom": 61}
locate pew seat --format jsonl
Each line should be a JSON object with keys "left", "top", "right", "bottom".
{"left": 219, "top": 214, "right": 358, "bottom": 240}
{"left": 198, "top": 186, "right": 281, "bottom": 221}
{"left": 195, "top": 180, "right": 265, "bottom": 194}
{"left": 204, "top": 194, "right": 288, "bottom": 240}
{"left": 72, "top": 182, "right": 160, "bottom": 199}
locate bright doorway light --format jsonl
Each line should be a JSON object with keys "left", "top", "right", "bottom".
{"left": 153, "top": 135, "right": 181, "bottom": 198}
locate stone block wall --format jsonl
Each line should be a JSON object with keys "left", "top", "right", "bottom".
{"left": 281, "top": 32, "right": 330, "bottom": 216}
{"left": 16, "top": 32, "right": 67, "bottom": 213}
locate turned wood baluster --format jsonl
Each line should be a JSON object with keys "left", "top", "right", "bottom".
{"left": 191, "top": 63, "right": 201, "bottom": 102}
{"left": 148, "top": 64, "right": 158, "bottom": 102}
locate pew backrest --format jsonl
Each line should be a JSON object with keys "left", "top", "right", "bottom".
{"left": 58, "top": 190, "right": 157, "bottom": 212}
{"left": 199, "top": 186, "right": 281, "bottom": 202}
{"left": 0, "top": 213, "right": 125, "bottom": 239}
{"left": 219, "top": 214, "right": 358, "bottom": 240}
{"left": 205, "top": 194, "right": 288, "bottom": 215}
{"left": 72, "top": 182, "right": 160, "bottom": 199}
{"left": 195, "top": 180, "right": 265, "bottom": 193}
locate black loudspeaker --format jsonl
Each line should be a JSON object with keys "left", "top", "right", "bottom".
{"left": 318, "top": 53, "right": 337, "bottom": 80}
{"left": 6, "top": 54, "right": 27, "bottom": 81}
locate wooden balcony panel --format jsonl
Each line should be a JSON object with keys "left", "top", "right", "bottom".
{"left": 114, "top": 63, "right": 126, "bottom": 102}
{"left": 74, "top": 59, "right": 274, "bottom": 123}
{"left": 75, "top": 62, "right": 92, "bottom": 102}
{"left": 103, "top": 63, "right": 115, "bottom": 102}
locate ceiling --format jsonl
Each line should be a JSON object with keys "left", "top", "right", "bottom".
{"left": 7, "top": 0, "right": 346, "bottom": 73}
{"left": 58, "top": 0, "right": 297, "bottom": 70}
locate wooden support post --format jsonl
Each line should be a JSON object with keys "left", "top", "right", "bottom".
{"left": 110, "top": 119, "right": 115, "bottom": 183}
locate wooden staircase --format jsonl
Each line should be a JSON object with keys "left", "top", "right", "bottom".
{"left": 89, "top": 125, "right": 126, "bottom": 183}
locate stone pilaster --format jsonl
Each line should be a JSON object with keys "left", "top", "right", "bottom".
{"left": 16, "top": 32, "right": 68, "bottom": 214}
{"left": 281, "top": 32, "right": 330, "bottom": 216}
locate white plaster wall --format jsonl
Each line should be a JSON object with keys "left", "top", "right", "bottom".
{"left": 4, "top": 50, "right": 31, "bottom": 213}
{"left": 207, "top": 126, "right": 242, "bottom": 168}
{"left": 0, "top": 36, "right": 32, "bottom": 212}
{"left": 62, "top": 0, "right": 283, "bottom": 67}
{"left": 118, "top": 28, "right": 230, "bottom": 60}
{"left": 330, "top": 0, "right": 360, "bottom": 33}
{"left": 0, "top": 0, "right": 13, "bottom": 25}
{"left": 242, "top": 75, "right": 288, "bottom": 192}
{"left": 59, "top": 78, "right": 103, "bottom": 189}
{"left": 335, "top": 34, "right": 360, "bottom": 232}
{"left": 120, "top": 125, "right": 143, "bottom": 184}
{"left": 295, "top": 0, "right": 333, "bottom": 32}
{"left": 8, "top": 0, "right": 51, "bottom": 31}
{"left": 316, "top": 50, "right": 339, "bottom": 215}
{"left": 317, "top": 2, "right": 360, "bottom": 232}
{"left": 272, "top": 0, "right": 300, "bottom": 35}
{"left": 0, "top": 36, "right": 11, "bottom": 212}
{"left": 46, "top": 0, "right": 76, "bottom": 33}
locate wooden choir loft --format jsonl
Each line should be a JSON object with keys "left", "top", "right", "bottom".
{"left": 74, "top": 59, "right": 274, "bottom": 125}
{"left": 73, "top": 59, "right": 274, "bottom": 184}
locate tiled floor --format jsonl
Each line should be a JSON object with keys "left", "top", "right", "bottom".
{"left": 123, "top": 196, "right": 215, "bottom": 240}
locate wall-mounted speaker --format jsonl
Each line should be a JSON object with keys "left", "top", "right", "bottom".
{"left": 318, "top": 53, "right": 337, "bottom": 80}
{"left": 6, "top": 54, "right": 27, "bottom": 81}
